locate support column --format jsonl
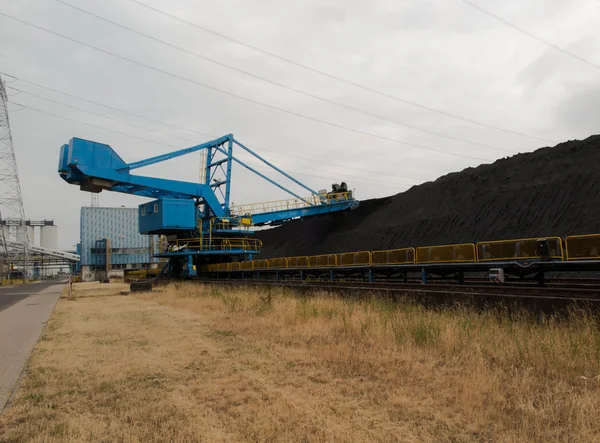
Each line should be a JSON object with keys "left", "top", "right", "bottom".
{"left": 537, "top": 269, "right": 545, "bottom": 287}
{"left": 187, "top": 255, "right": 196, "bottom": 278}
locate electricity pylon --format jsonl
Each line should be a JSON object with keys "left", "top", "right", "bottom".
{"left": 0, "top": 76, "right": 30, "bottom": 278}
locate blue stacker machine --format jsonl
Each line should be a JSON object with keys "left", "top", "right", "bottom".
{"left": 58, "top": 134, "right": 358, "bottom": 277}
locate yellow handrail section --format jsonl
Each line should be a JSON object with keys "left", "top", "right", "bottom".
{"left": 565, "top": 234, "right": 600, "bottom": 260}
{"left": 270, "top": 257, "right": 288, "bottom": 269}
{"left": 240, "top": 261, "right": 254, "bottom": 271}
{"left": 203, "top": 233, "right": 600, "bottom": 272}
{"left": 169, "top": 237, "right": 262, "bottom": 252}
{"left": 309, "top": 254, "right": 338, "bottom": 267}
{"left": 338, "top": 251, "right": 372, "bottom": 266}
{"left": 209, "top": 219, "right": 250, "bottom": 232}
{"left": 477, "top": 237, "right": 564, "bottom": 261}
{"left": 253, "top": 259, "right": 271, "bottom": 270}
{"left": 288, "top": 256, "right": 310, "bottom": 268}
{"left": 372, "top": 248, "right": 415, "bottom": 265}
{"left": 416, "top": 244, "right": 477, "bottom": 264}
{"left": 230, "top": 192, "right": 353, "bottom": 216}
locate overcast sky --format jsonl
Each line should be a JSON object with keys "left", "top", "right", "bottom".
{"left": 0, "top": 0, "right": 598, "bottom": 249}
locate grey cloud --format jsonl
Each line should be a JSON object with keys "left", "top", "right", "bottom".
{"left": 0, "top": 0, "right": 598, "bottom": 249}
{"left": 557, "top": 83, "right": 600, "bottom": 135}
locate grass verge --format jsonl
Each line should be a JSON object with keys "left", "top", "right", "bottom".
{"left": 1, "top": 282, "right": 599, "bottom": 442}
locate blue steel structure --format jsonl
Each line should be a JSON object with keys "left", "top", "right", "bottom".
{"left": 58, "top": 134, "right": 358, "bottom": 277}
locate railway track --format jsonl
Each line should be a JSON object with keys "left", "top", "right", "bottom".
{"left": 194, "top": 279, "right": 600, "bottom": 309}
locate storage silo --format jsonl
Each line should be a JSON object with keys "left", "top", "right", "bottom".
{"left": 0, "top": 225, "right": 10, "bottom": 242}
{"left": 16, "top": 225, "right": 34, "bottom": 245}
{"left": 40, "top": 225, "right": 59, "bottom": 250}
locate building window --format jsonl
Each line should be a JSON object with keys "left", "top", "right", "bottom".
{"left": 153, "top": 203, "right": 159, "bottom": 213}
{"left": 141, "top": 207, "right": 146, "bottom": 216}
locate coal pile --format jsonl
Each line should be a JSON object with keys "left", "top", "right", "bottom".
{"left": 256, "top": 135, "right": 600, "bottom": 258}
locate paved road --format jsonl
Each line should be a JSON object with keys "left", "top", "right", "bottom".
{"left": 0, "top": 282, "right": 64, "bottom": 410}
{"left": 0, "top": 281, "right": 61, "bottom": 312}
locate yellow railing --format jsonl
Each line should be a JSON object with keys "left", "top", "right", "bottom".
{"left": 309, "top": 254, "right": 338, "bottom": 267}
{"left": 209, "top": 219, "right": 251, "bottom": 232}
{"left": 169, "top": 237, "right": 262, "bottom": 253}
{"left": 253, "top": 259, "right": 271, "bottom": 270}
{"left": 416, "top": 244, "right": 476, "bottom": 264}
{"left": 288, "top": 256, "right": 310, "bottom": 268}
{"left": 372, "top": 248, "right": 415, "bottom": 265}
{"left": 338, "top": 251, "right": 372, "bottom": 266}
{"left": 204, "top": 233, "right": 600, "bottom": 272}
{"left": 270, "top": 257, "right": 288, "bottom": 268}
{"left": 240, "top": 261, "right": 254, "bottom": 271}
{"left": 477, "top": 237, "right": 564, "bottom": 261}
{"left": 565, "top": 234, "right": 600, "bottom": 260}
{"left": 230, "top": 192, "right": 353, "bottom": 216}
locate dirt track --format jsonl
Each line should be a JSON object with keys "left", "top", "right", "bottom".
{"left": 257, "top": 134, "right": 600, "bottom": 258}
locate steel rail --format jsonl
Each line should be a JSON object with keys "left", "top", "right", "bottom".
{"left": 196, "top": 279, "right": 600, "bottom": 302}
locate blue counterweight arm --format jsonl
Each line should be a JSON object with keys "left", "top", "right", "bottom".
{"left": 122, "top": 135, "right": 231, "bottom": 171}
{"left": 58, "top": 136, "right": 228, "bottom": 218}
{"left": 74, "top": 163, "right": 226, "bottom": 218}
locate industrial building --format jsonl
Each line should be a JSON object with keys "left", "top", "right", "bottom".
{"left": 79, "top": 206, "right": 159, "bottom": 282}
{"left": 0, "top": 218, "right": 58, "bottom": 249}
{"left": 0, "top": 218, "right": 75, "bottom": 278}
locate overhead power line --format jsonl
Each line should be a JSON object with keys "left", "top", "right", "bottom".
{"left": 7, "top": 86, "right": 198, "bottom": 145}
{"left": 12, "top": 101, "right": 409, "bottom": 190}
{"left": 0, "top": 72, "right": 213, "bottom": 139}
{"left": 460, "top": 0, "right": 600, "bottom": 72}
{"left": 54, "top": 0, "right": 514, "bottom": 154}
{"left": 128, "top": 0, "right": 556, "bottom": 144}
{"left": 11, "top": 101, "right": 181, "bottom": 148}
{"left": 0, "top": 70, "right": 428, "bottom": 181}
{"left": 0, "top": 12, "right": 494, "bottom": 163}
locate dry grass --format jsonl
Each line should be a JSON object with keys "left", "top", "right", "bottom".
{"left": 1, "top": 282, "right": 600, "bottom": 442}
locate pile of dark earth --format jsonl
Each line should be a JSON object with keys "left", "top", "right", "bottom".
{"left": 255, "top": 134, "right": 600, "bottom": 259}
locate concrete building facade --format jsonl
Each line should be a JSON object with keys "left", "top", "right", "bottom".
{"left": 80, "top": 207, "right": 158, "bottom": 281}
